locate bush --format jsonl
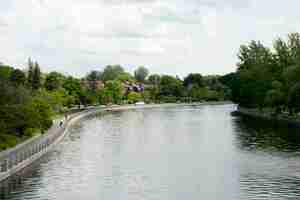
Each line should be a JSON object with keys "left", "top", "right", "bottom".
{"left": 128, "top": 92, "right": 142, "bottom": 103}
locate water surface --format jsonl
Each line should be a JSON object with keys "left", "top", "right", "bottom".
{"left": 1, "top": 104, "right": 300, "bottom": 200}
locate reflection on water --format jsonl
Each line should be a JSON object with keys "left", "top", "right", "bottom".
{"left": 235, "top": 116, "right": 300, "bottom": 153}
{"left": 1, "top": 104, "right": 300, "bottom": 199}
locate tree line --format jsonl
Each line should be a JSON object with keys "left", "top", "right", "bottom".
{"left": 221, "top": 32, "right": 300, "bottom": 115}
{"left": 0, "top": 60, "right": 230, "bottom": 150}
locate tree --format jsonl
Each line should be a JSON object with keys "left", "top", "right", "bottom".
{"left": 0, "top": 65, "right": 13, "bottom": 81}
{"left": 236, "top": 40, "right": 274, "bottom": 108}
{"left": 287, "top": 83, "right": 300, "bottom": 115}
{"left": 283, "top": 65, "right": 300, "bottom": 87}
{"left": 10, "top": 69, "right": 26, "bottom": 86}
{"left": 219, "top": 72, "right": 240, "bottom": 101}
{"left": 27, "top": 97, "right": 53, "bottom": 132}
{"left": 101, "top": 80, "right": 124, "bottom": 104}
{"left": 273, "top": 38, "right": 291, "bottom": 79}
{"left": 62, "top": 76, "right": 83, "bottom": 104}
{"left": 101, "top": 65, "right": 125, "bottom": 82}
{"left": 86, "top": 70, "right": 102, "bottom": 81}
{"left": 45, "top": 72, "right": 65, "bottom": 91}
{"left": 160, "top": 75, "right": 184, "bottom": 98}
{"left": 27, "top": 58, "right": 34, "bottom": 88}
{"left": 287, "top": 33, "right": 300, "bottom": 65}
{"left": 183, "top": 73, "right": 203, "bottom": 89}
{"left": 128, "top": 91, "right": 142, "bottom": 103}
{"left": 32, "top": 62, "right": 42, "bottom": 90}
{"left": 148, "top": 74, "right": 160, "bottom": 85}
{"left": 134, "top": 66, "right": 149, "bottom": 82}
{"left": 265, "top": 89, "right": 284, "bottom": 114}
{"left": 188, "top": 85, "right": 203, "bottom": 101}
{"left": 117, "top": 72, "right": 134, "bottom": 83}
{"left": 0, "top": 81, "right": 31, "bottom": 107}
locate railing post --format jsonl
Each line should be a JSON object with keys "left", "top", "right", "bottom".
{"left": 0, "top": 160, "right": 7, "bottom": 172}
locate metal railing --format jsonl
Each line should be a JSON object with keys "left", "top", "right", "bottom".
{"left": 0, "top": 107, "right": 99, "bottom": 181}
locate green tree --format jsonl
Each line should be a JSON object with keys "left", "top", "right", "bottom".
{"left": 160, "top": 75, "right": 184, "bottom": 98}
{"left": 183, "top": 73, "right": 203, "bottom": 88}
{"left": 128, "top": 91, "right": 142, "bottom": 103}
{"left": 134, "top": 66, "right": 149, "bottom": 83}
{"left": 236, "top": 40, "right": 274, "bottom": 108}
{"left": 265, "top": 89, "right": 284, "bottom": 114}
{"left": 101, "top": 65, "right": 124, "bottom": 82}
{"left": 287, "top": 83, "right": 300, "bottom": 115}
{"left": 287, "top": 33, "right": 300, "bottom": 65}
{"left": 0, "top": 81, "right": 31, "bottom": 105}
{"left": 32, "top": 62, "right": 42, "bottom": 90}
{"left": 148, "top": 74, "right": 160, "bottom": 85}
{"left": 86, "top": 70, "right": 102, "bottom": 81}
{"left": 219, "top": 72, "right": 240, "bottom": 101}
{"left": 101, "top": 80, "right": 124, "bottom": 104}
{"left": 27, "top": 58, "right": 34, "bottom": 88}
{"left": 62, "top": 76, "right": 83, "bottom": 105}
{"left": 0, "top": 65, "right": 13, "bottom": 81}
{"left": 283, "top": 65, "right": 300, "bottom": 87}
{"left": 117, "top": 72, "right": 135, "bottom": 83}
{"left": 86, "top": 70, "right": 102, "bottom": 91}
{"left": 10, "top": 69, "right": 26, "bottom": 86}
{"left": 27, "top": 97, "right": 53, "bottom": 132}
{"left": 273, "top": 38, "right": 291, "bottom": 80}
{"left": 45, "top": 72, "right": 65, "bottom": 91}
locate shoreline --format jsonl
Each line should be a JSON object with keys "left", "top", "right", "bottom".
{"left": 234, "top": 107, "right": 300, "bottom": 128}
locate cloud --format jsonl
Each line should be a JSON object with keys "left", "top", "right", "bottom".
{"left": 0, "top": 0, "right": 300, "bottom": 77}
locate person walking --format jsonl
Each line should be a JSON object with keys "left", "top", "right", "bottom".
{"left": 59, "top": 120, "right": 63, "bottom": 127}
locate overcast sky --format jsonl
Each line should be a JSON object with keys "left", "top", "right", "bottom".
{"left": 0, "top": 0, "right": 300, "bottom": 77}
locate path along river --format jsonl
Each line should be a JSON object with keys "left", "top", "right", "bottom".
{"left": 1, "top": 104, "right": 300, "bottom": 200}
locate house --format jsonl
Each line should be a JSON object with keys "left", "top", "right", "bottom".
{"left": 123, "top": 81, "right": 145, "bottom": 95}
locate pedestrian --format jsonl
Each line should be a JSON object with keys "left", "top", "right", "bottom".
{"left": 59, "top": 120, "right": 63, "bottom": 127}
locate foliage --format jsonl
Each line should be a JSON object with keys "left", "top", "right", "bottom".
{"left": 0, "top": 65, "right": 13, "bottom": 81}
{"left": 100, "top": 80, "right": 123, "bottom": 104}
{"left": 27, "top": 58, "right": 34, "bottom": 88}
{"left": 10, "top": 69, "right": 26, "bottom": 86}
{"left": 159, "top": 75, "right": 184, "bottom": 97}
{"left": 117, "top": 72, "right": 135, "bottom": 83}
{"left": 32, "top": 62, "right": 42, "bottom": 90}
{"left": 0, "top": 58, "right": 230, "bottom": 150}
{"left": 62, "top": 77, "right": 83, "bottom": 103}
{"left": 86, "top": 70, "right": 102, "bottom": 81}
{"left": 148, "top": 74, "right": 160, "bottom": 85}
{"left": 101, "top": 65, "right": 124, "bottom": 82}
{"left": 134, "top": 66, "right": 149, "bottom": 83}
{"left": 226, "top": 32, "right": 300, "bottom": 115}
{"left": 128, "top": 91, "right": 142, "bottom": 103}
{"left": 85, "top": 70, "right": 102, "bottom": 91}
{"left": 183, "top": 73, "right": 203, "bottom": 88}
{"left": 45, "top": 72, "right": 65, "bottom": 91}
{"left": 287, "top": 83, "right": 300, "bottom": 114}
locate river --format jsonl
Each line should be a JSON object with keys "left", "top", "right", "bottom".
{"left": 1, "top": 104, "right": 300, "bottom": 200}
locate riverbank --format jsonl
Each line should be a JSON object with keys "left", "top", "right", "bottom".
{"left": 234, "top": 107, "right": 300, "bottom": 128}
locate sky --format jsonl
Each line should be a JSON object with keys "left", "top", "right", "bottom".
{"left": 1, "top": 0, "right": 300, "bottom": 78}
